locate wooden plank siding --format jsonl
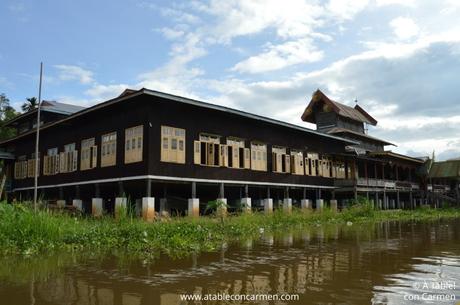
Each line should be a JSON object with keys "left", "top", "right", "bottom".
{"left": 8, "top": 93, "right": 353, "bottom": 191}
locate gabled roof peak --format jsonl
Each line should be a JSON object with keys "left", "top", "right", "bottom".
{"left": 302, "top": 90, "right": 378, "bottom": 126}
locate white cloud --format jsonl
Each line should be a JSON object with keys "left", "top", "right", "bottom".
{"left": 375, "top": 0, "right": 416, "bottom": 7}
{"left": 157, "top": 27, "right": 185, "bottom": 40}
{"left": 327, "top": 0, "right": 370, "bottom": 20}
{"left": 206, "top": 38, "right": 460, "bottom": 160}
{"left": 54, "top": 65, "right": 94, "bottom": 85}
{"left": 389, "top": 17, "right": 419, "bottom": 40}
{"left": 231, "top": 38, "right": 323, "bottom": 73}
{"left": 84, "top": 84, "right": 130, "bottom": 101}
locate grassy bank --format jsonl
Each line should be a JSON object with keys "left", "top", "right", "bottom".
{"left": 0, "top": 202, "right": 459, "bottom": 258}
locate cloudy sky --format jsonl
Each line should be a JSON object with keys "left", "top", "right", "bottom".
{"left": 1, "top": 0, "right": 459, "bottom": 160}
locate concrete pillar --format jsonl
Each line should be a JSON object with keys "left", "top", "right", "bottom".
{"left": 396, "top": 191, "right": 400, "bottom": 209}
{"left": 330, "top": 199, "right": 338, "bottom": 212}
{"left": 378, "top": 199, "right": 383, "bottom": 210}
{"left": 263, "top": 198, "right": 273, "bottom": 214}
{"left": 301, "top": 199, "right": 312, "bottom": 210}
{"left": 241, "top": 197, "right": 252, "bottom": 213}
{"left": 92, "top": 198, "right": 103, "bottom": 217}
{"left": 216, "top": 198, "right": 227, "bottom": 217}
{"left": 72, "top": 199, "right": 82, "bottom": 211}
{"left": 159, "top": 198, "right": 168, "bottom": 216}
{"left": 370, "top": 199, "right": 375, "bottom": 209}
{"left": 390, "top": 199, "right": 396, "bottom": 210}
{"left": 316, "top": 199, "right": 324, "bottom": 211}
{"left": 283, "top": 198, "right": 292, "bottom": 214}
{"left": 142, "top": 197, "right": 155, "bottom": 222}
{"left": 115, "top": 197, "right": 127, "bottom": 218}
{"left": 188, "top": 198, "right": 200, "bottom": 217}
{"left": 57, "top": 200, "right": 66, "bottom": 208}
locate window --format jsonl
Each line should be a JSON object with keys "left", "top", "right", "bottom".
{"left": 291, "top": 150, "right": 304, "bottom": 175}
{"left": 27, "top": 153, "right": 40, "bottom": 178}
{"left": 101, "top": 132, "right": 117, "bottom": 167}
{"left": 199, "top": 133, "right": 220, "bottom": 143}
{"left": 32, "top": 121, "right": 44, "bottom": 129}
{"left": 305, "top": 153, "right": 319, "bottom": 176}
{"left": 47, "top": 148, "right": 58, "bottom": 156}
{"left": 64, "top": 143, "right": 75, "bottom": 152}
{"left": 161, "top": 126, "right": 185, "bottom": 164}
{"left": 334, "top": 160, "right": 346, "bottom": 179}
{"left": 125, "top": 125, "right": 143, "bottom": 164}
{"left": 319, "top": 156, "right": 332, "bottom": 178}
{"left": 272, "top": 146, "right": 290, "bottom": 173}
{"left": 14, "top": 155, "right": 28, "bottom": 179}
{"left": 44, "top": 148, "right": 60, "bottom": 175}
{"left": 226, "top": 138, "right": 246, "bottom": 169}
{"left": 81, "top": 138, "right": 97, "bottom": 170}
{"left": 251, "top": 142, "right": 267, "bottom": 171}
{"left": 18, "top": 123, "right": 29, "bottom": 134}
{"left": 58, "top": 143, "right": 78, "bottom": 173}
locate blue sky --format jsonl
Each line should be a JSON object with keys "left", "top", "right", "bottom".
{"left": 1, "top": 0, "right": 460, "bottom": 160}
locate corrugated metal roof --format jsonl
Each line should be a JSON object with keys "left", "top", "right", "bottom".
{"left": 329, "top": 100, "right": 371, "bottom": 124}
{"left": 301, "top": 90, "right": 378, "bottom": 125}
{"left": 3, "top": 100, "right": 85, "bottom": 127}
{"left": 0, "top": 88, "right": 360, "bottom": 146}
{"left": 429, "top": 160, "right": 460, "bottom": 178}
{"left": 369, "top": 150, "right": 425, "bottom": 164}
{"left": 327, "top": 127, "right": 395, "bottom": 146}
{"left": 41, "top": 100, "right": 85, "bottom": 115}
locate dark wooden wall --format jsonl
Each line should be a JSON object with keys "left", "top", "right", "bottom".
{"left": 9, "top": 93, "right": 353, "bottom": 190}
{"left": 146, "top": 95, "right": 348, "bottom": 186}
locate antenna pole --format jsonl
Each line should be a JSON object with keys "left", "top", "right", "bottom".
{"left": 33, "top": 62, "right": 43, "bottom": 211}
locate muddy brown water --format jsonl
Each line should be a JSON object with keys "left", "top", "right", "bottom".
{"left": 0, "top": 219, "right": 459, "bottom": 305}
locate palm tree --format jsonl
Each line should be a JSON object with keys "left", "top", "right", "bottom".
{"left": 21, "top": 97, "right": 38, "bottom": 112}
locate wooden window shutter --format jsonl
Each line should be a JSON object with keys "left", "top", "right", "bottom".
{"left": 219, "top": 144, "right": 228, "bottom": 167}
{"left": 194, "top": 141, "right": 201, "bottom": 164}
{"left": 91, "top": 146, "right": 98, "bottom": 168}
{"left": 284, "top": 155, "right": 291, "bottom": 173}
{"left": 72, "top": 151, "right": 78, "bottom": 171}
{"left": 43, "top": 156, "right": 47, "bottom": 175}
{"left": 178, "top": 139, "right": 185, "bottom": 164}
{"left": 272, "top": 152, "right": 277, "bottom": 172}
{"left": 233, "top": 147, "right": 239, "bottom": 168}
{"left": 27, "top": 160, "right": 32, "bottom": 178}
{"left": 244, "top": 148, "right": 250, "bottom": 169}
{"left": 59, "top": 152, "right": 66, "bottom": 173}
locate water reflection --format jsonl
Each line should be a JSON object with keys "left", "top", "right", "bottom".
{"left": 0, "top": 219, "right": 459, "bottom": 305}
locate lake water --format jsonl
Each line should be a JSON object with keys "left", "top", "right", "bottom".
{"left": 1, "top": 219, "right": 459, "bottom": 305}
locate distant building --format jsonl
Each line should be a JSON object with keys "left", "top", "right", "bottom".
{"left": 428, "top": 159, "right": 460, "bottom": 203}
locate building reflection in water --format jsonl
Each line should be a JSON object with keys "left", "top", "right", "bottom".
{"left": 1, "top": 219, "right": 459, "bottom": 305}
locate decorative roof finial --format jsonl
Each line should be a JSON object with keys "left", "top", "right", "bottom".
{"left": 354, "top": 98, "right": 358, "bottom": 105}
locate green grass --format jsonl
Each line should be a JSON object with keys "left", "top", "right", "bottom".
{"left": 0, "top": 201, "right": 459, "bottom": 258}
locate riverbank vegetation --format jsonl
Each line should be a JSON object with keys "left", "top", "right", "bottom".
{"left": 0, "top": 201, "right": 459, "bottom": 258}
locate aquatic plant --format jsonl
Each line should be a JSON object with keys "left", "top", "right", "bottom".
{"left": 0, "top": 201, "right": 459, "bottom": 258}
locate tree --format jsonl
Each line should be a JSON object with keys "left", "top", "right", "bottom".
{"left": 21, "top": 97, "right": 38, "bottom": 112}
{"left": 0, "top": 94, "right": 18, "bottom": 140}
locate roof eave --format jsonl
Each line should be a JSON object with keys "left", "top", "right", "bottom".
{"left": 0, "top": 88, "right": 359, "bottom": 147}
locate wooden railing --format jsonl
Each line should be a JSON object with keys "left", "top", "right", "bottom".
{"left": 354, "top": 178, "right": 420, "bottom": 190}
